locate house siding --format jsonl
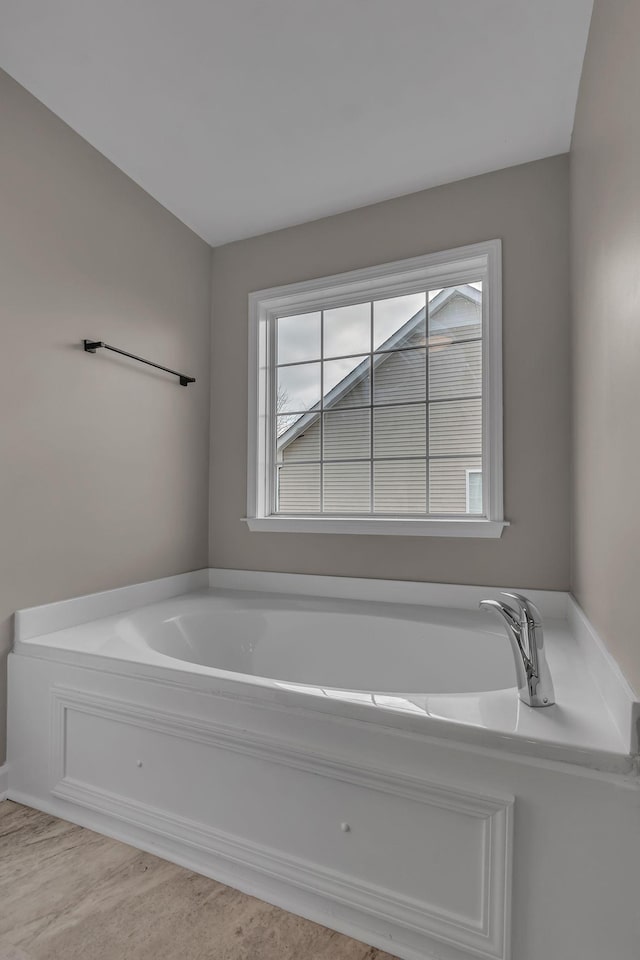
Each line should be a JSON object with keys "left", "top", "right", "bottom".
{"left": 278, "top": 462, "right": 321, "bottom": 512}
{"left": 374, "top": 459, "right": 427, "bottom": 514}
{"left": 323, "top": 462, "right": 371, "bottom": 512}
{"left": 373, "top": 348, "right": 426, "bottom": 404}
{"left": 280, "top": 420, "right": 321, "bottom": 461}
{"left": 428, "top": 399, "right": 482, "bottom": 457}
{"left": 324, "top": 408, "right": 371, "bottom": 459}
{"left": 429, "top": 340, "right": 481, "bottom": 399}
{"left": 429, "top": 457, "right": 482, "bottom": 514}
{"left": 430, "top": 293, "right": 482, "bottom": 341}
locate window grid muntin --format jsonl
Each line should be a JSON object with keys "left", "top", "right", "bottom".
{"left": 275, "top": 335, "right": 482, "bottom": 370}
{"left": 319, "top": 309, "right": 324, "bottom": 511}
{"left": 276, "top": 394, "right": 483, "bottom": 418}
{"left": 425, "top": 293, "right": 430, "bottom": 510}
{"left": 274, "top": 287, "right": 484, "bottom": 517}
{"left": 369, "top": 302, "right": 374, "bottom": 511}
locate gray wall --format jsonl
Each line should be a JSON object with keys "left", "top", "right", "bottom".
{"left": 0, "top": 71, "right": 213, "bottom": 762}
{"left": 210, "top": 155, "right": 571, "bottom": 590}
{"left": 570, "top": 0, "right": 640, "bottom": 693}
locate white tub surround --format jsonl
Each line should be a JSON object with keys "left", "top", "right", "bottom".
{"left": 11, "top": 569, "right": 636, "bottom": 769}
{"left": 567, "top": 596, "right": 639, "bottom": 756}
{"left": 14, "top": 569, "right": 209, "bottom": 643}
{"left": 8, "top": 571, "right": 640, "bottom": 960}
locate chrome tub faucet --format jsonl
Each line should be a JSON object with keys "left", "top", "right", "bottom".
{"left": 479, "top": 592, "right": 555, "bottom": 707}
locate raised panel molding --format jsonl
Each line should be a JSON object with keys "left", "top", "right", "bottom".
{"left": 49, "top": 686, "right": 513, "bottom": 960}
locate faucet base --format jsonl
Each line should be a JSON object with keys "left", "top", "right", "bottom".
{"left": 520, "top": 691, "right": 555, "bottom": 708}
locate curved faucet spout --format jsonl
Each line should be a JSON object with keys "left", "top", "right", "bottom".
{"left": 479, "top": 599, "right": 522, "bottom": 640}
{"left": 479, "top": 599, "right": 529, "bottom": 689}
{"left": 480, "top": 595, "right": 555, "bottom": 708}
{"left": 500, "top": 592, "right": 543, "bottom": 628}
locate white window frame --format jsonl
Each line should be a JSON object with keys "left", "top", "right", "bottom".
{"left": 465, "top": 468, "right": 483, "bottom": 515}
{"left": 246, "top": 239, "right": 506, "bottom": 538}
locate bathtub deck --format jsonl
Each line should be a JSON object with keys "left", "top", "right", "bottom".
{"left": 0, "top": 801, "right": 395, "bottom": 960}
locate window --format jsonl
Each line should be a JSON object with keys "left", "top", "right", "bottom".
{"left": 466, "top": 469, "right": 483, "bottom": 515}
{"left": 247, "top": 240, "right": 505, "bottom": 537}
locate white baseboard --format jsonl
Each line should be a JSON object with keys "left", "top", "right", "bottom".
{"left": 568, "top": 597, "right": 639, "bottom": 753}
{"left": 0, "top": 763, "right": 8, "bottom": 801}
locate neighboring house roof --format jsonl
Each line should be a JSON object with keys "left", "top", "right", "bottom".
{"left": 277, "top": 284, "right": 481, "bottom": 452}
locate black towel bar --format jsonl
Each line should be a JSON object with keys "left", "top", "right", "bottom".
{"left": 83, "top": 340, "right": 195, "bottom": 386}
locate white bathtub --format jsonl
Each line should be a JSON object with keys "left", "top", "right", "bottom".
{"left": 121, "top": 592, "right": 516, "bottom": 694}
{"left": 10, "top": 576, "right": 633, "bottom": 767}
{"left": 7, "top": 570, "right": 640, "bottom": 960}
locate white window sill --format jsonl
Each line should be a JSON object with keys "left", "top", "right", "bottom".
{"left": 243, "top": 517, "right": 509, "bottom": 538}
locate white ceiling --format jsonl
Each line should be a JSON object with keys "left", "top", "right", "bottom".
{"left": 0, "top": 1, "right": 593, "bottom": 246}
